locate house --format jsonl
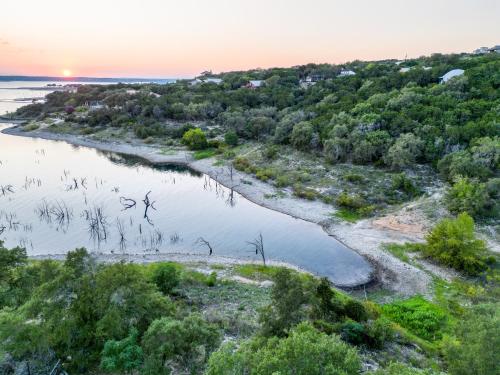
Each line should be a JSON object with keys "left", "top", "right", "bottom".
{"left": 399, "top": 67, "right": 412, "bottom": 73}
{"left": 338, "top": 69, "right": 356, "bottom": 77}
{"left": 245, "top": 80, "right": 264, "bottom": 89}
{"left": 86, "top": 101, "right": 105, "bottom": 111}
{"left": 204, "top": 77, "right": 223, "bottom": 84}
{"left": 474, "top": 47, "right": 490, "bottom": 54}
{"left": 189, "top": 79, "right": 203, "bottom": 86}
{"left": 488, "top": 45, "right": 500, "bottom": 53}
{"left": 126, "top": 89, "right": 138, "bottom": 95}
{"left": 439, "top": 69, "right": 465, "bottom": 83}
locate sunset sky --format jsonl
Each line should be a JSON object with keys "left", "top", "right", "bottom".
{"left": 1, "top": 0, "right": 499, "bottom": 78}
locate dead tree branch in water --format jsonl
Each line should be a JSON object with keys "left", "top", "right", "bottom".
{"left": 196, "top": 237, "right": 213, "bottom": 255}
{"left": 247, "top": 233, "right": 266, "bottom": 266}
{"left": 116, "top": 218, "right": 126, "bottom": 251}
{"left": 142, "top": 191, "right": 156, "bottom": 225}
{"left": 0, "top": 185, "right": 14, "bottom": 196}
{"left": 119, "top": 197, "right": 137, "bottom": 210}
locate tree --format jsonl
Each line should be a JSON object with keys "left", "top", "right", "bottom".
{"left": 206, "top": 322, "right": 361, "bottom": 375}
{"left": 259, "top": 268, "right": 311, "bottom": 336}
{"left": 445, "top": 177, "right": 492, "bottom": 218}
{"left": 100, "top": 328, "right": 143, "bottom": 374}
{"left": 384, "top": 133, "right": 424, "bottom": 170}
{"left": 290, "top": 121, "right": 314, "bottom": 151}
{"left": 444, "top": 303, "right": 499, "bottom": 375}
{"left": 152, "top": 263, "right": 179, "bottom": 295}
{"left": 224, "top": 130, "right": 238, "bottom": 146}
{"left": 422, "top": 213, "right": 489, "bottom": 275}
{"left": 182, "top": 128, "right": 208, "bottom": 150}
{"left": 142, "top": 314, "right": 221, "bottom": 374}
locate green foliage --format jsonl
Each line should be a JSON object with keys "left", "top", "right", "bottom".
{"left": 259, "top": 268, "right": 311, "bottom": 337}
{"left": 392, "top": 172, "right": 420, "bottom": 197}
{"left": 443, "top": 303, "right": 499, "bottom": 375}
{"left": 182, "top": 128, "right": 208, "bottom": 150}
{"left": 193, "top": 148, "right": 217, "bottom": 160}
{"left": 100, "top": 328, "right": 143, "bottom": 373}
{"left": 206, "top": 271, "right": 217, "bottom": 287}
{"left": 422, "top": 213, "right": 489, "bottom": 275}
{"left": 142, "top": 314, "right": 221, "bottom": 374}
{"left": 206, "top": 322, "right": 361, "bottom": 375}
{"left": 445, "top": 177, "right": 496, "bottom": 219}
{"left": 152, "top": 263, "right": 180, "bottom": 294}
{"left": 382, "top": 296, "right": 447, "bottom": 341}
{"left": 224, "top": 130, "right": 239, "bottom": 146}
{"left": 369, "top": 362, "right": 441, "bottom": 375}
{"left": 384, "top": 133, "right": 424, "bottom": 170}
{"left": 290, "top": 121, "right": 314, "bottom": 150}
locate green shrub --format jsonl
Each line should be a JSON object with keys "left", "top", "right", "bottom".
{"left": 340, "top": 321, "right": 366, "bottom": 345}
{"left": 275, "top": 174, "right": 291, "bottom": 187}
{"left": 207, "top": 322, "right": 361, "bottom": 375}
{"left": 264, "top": 144, "right": 279, "bottom": 160}
{"left": 206, "top": 271, "right": 217, "bottom": 287}
{"left": 142, "top": 314, "right": 221, "bottom": 374}
{"left": 443, "top": 303, "right": 499, "bottom": 375}
{"left": 152, "top": 263, "right": 180, "bottom": 294}
{"left": 343, "top": 173, "right": 365, "bottom": 183}
{"left": 293, "top": 184, "right": 318, "bottom": 200}
{"left": 365, "top": 317, "right": 395, "bottom": 349}
{"left": 369, "top": 362, "right": 441, "bottom": 375}
{"left": 100, "top": 328, "right": 143, "bottom": 373}
{"left": 344, "top": 299, "right": 368, "bottom": 322}
{"left": 382, "top": 296, "right": 447, "bottom": 341}
{"left": 335, "top": 192, "right": 366, "bottom": 210}
{"left": 445, "top": 177, "right": 494, "bottom": 219}
{"left": 193, "top": 148, "right": 217, "bottom": 160}
{"left": 182, "top": 128, "right": 208, "bottom": 150}
{"left": 421, "top": 213, "right": 489, "bottom": 275}
{"left": 392, "top": 172, "right": 420, "bottom": 197}
{"left": 224, "top": 130, "right": 238, "bottom": 146}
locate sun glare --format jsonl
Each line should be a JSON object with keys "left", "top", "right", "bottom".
{"left": 62, "top": 69, "right": 72, "bottom": 77}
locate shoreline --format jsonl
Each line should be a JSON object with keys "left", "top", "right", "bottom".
{"left": 2, "top": 124, "right": 437, "bottom": 295}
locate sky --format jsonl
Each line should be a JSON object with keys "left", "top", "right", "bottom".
{"left": 0, "top": 0, "right": 499, "bottom": 78}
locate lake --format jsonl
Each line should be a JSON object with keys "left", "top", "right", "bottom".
{"left": 0, "top": 82, "right": 373, "bottom": 287}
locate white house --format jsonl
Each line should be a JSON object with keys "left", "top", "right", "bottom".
{"left": 440, "top": 69, "right": 465, "bottom": 83}
{"left": 204, "top": 78, "right": 223, "bottom": 84}
{"left": 399, "top": 67, "right": 412, "bottom": 73}
{"left": 474, "top": 47, "right": 490, "bottom": 55}
{"left": 245, "top": 80, "right": 264, "bottom": 89}
{"left": 338, "top": 69, "right": 356, "bottom": 77}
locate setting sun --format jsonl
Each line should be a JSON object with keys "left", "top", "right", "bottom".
{"left": 62, "top": 69, "right": 72, "bottom": 77}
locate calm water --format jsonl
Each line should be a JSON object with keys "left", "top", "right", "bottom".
{"left": 0, "top": 83, "right": 373, "bottom": 286}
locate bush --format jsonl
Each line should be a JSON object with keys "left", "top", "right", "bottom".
{"left": 263, "top": 144, "right": 279, "bottom": 160}
{"left": 142, "top": 314, "right": 221, "bottom": 374}
{"left": 335, "top": 192, "right": 366, "bottom": 210}
{"left": 443, "top": 303, "right": 499, "bottom": 375}
{"left": 290, "top": 121, "right": 314, "bottom": 151}
{"left": 206, "top": 271, "right": 217, "bottom": 287}
{"left": 182, "top": 128, "right": 208, "bottom": 150}
{"left": 340, "top": 321, "right": 366, "bottom": 345}
{"left": 382, "top": 296, "right": 447, "bottom": 341}
{"left": 224, "top": 130, "right": 238, "bottom": 146}
{"left": 207, "top": 322, "right": 361, "bottom": 375}
{"left": 445, "top": 177, "right": 494, "bottom": 219}
{"left": 259, "top": 268, "right": 310, "bottom": 337}
{"left": 100, "top": 328, "right": 143, "bottom": 373}
{"left": 392, "top": 172, "right": 420, "bottom": 197}
{"left": 421, "top": 213, "right": 489, "bottom": 275}
{"left": 152, "top": 263, "right": 180, "bottom": 294}
{"left": 369, "top": 362, "right": 441, "bottom": 375}
{"left": 293, "top": 184, "right": 318, "bottom": 200}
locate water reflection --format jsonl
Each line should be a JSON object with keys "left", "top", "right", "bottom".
{"left": 0, "top": 124, "right": 372, "bottom": 285}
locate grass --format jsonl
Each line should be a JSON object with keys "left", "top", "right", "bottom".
{"left": 23, "top": 123, "right": 40, "bottom": 132}
{"left": 234, "top": 264, "right": 280, "bottom": 281}
{"left": 334, "top": 209, "right": 364, "bottom": 223}
{"left": 383, "top": 243, "right": 422, "bottom": 264}
{"left": 193, "top": 148, "right": 217, "bottom": 160}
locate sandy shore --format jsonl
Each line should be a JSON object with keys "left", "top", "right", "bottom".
{"left": 2, "top": 125, "right": 442, "bottom": 295}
